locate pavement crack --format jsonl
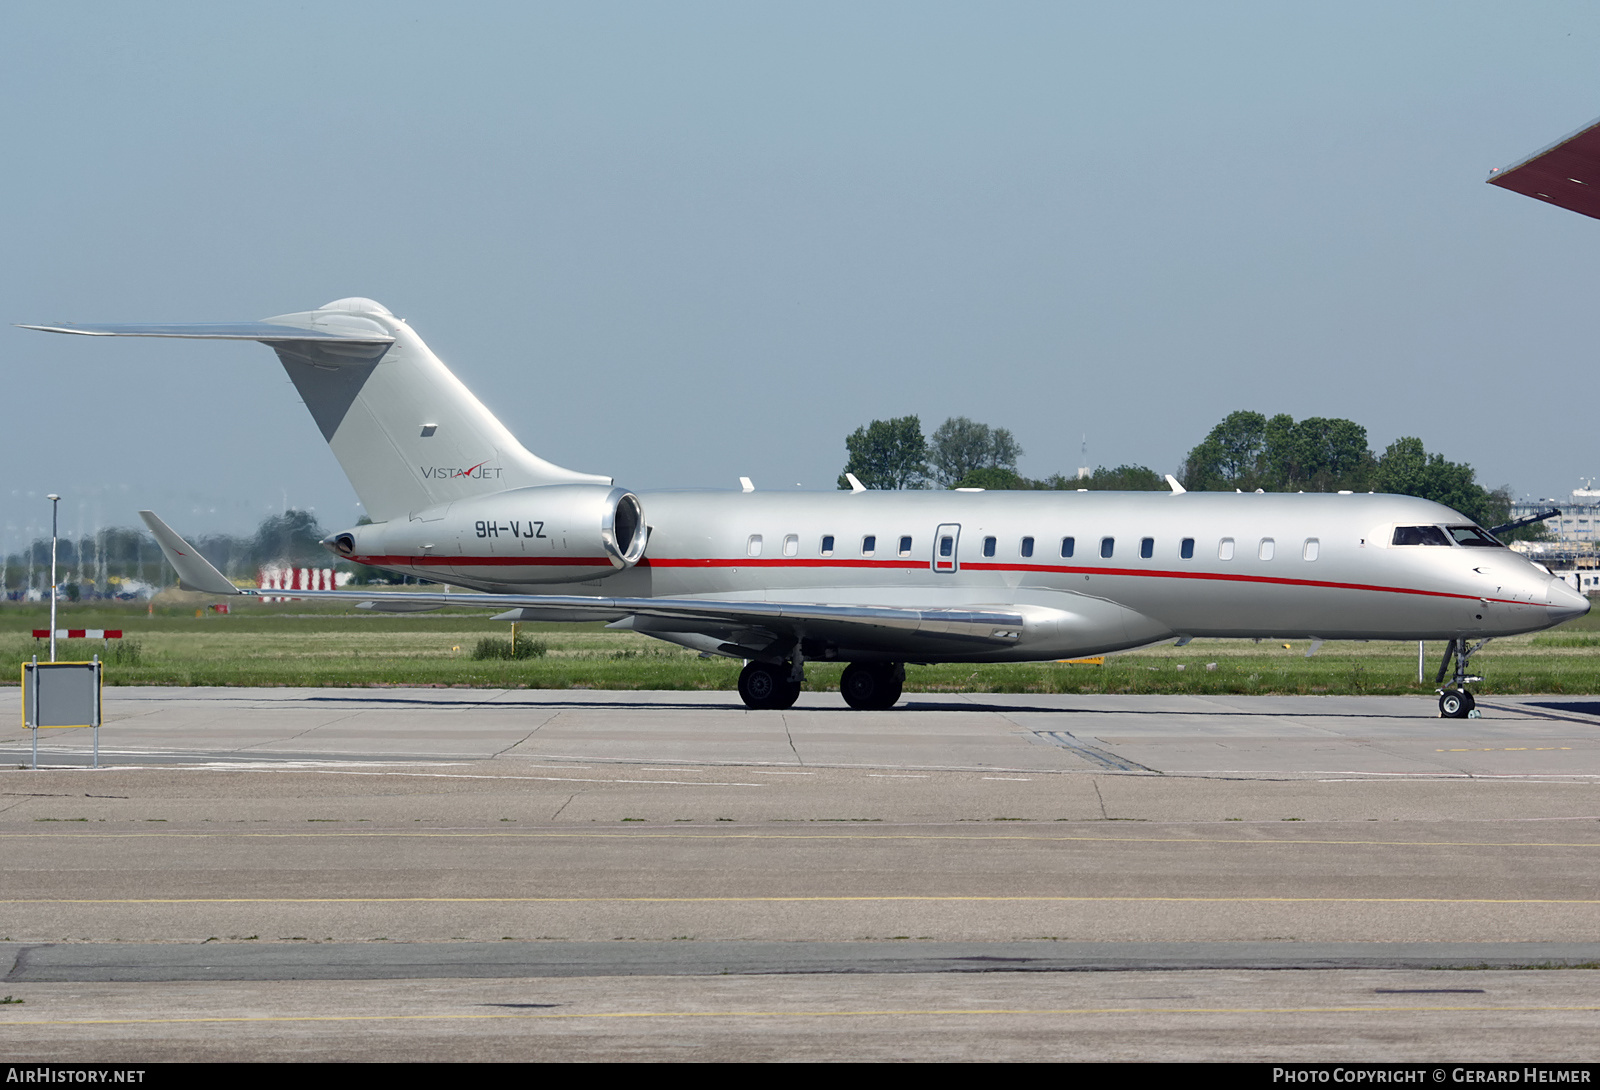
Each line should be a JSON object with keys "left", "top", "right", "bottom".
{"left": 1030, "top": 729, "right": 1157, "bottom": 773}
{"left": 1093, "top": 778, "right": 1109, "bottom": 820}
{"left": 781, "top": 715, "right": 805, "bottom": 766}
{"left": 494, "top": 712, "right": 563, "bottom": 758}
{"left": 233, "top": 711, "right": 366, "bottom": 754}
{"left": 550, "top": 793, "right": 577, "bottom": 821}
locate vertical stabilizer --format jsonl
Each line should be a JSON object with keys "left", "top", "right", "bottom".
{"left": 259, "top": 298, "right": 609, "bottom": 521}
{"left": 22, "top": 298, "right": 611, "bottom": 522}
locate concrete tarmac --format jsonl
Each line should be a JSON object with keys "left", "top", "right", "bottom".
{"left": 1, "top": 688, "right": 1598, "bottom": 1061}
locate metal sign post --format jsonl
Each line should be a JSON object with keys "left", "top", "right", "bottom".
{"left": 22, "top": 657, "right": 103, "bottom": 770}
{"left": 29, "top": 655, "right": 37, "bottom": 770}
{"left": 47, "top": 494, "right": 59, "bottom": 664}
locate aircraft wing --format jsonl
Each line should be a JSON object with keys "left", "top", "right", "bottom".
{"left": 138, "top": 512, "right": 1026, "bottom": 655}
{"left": 1487, "top": 114, "right": 1600, "bottom": 220}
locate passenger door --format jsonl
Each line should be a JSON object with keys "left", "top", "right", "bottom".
{"left": 934, "top": 524, "right": 961, "bottom": 574}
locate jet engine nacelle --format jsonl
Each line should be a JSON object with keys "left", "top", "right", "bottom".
{"left": 325, "top": 485, "right": 647, "bottom": 586}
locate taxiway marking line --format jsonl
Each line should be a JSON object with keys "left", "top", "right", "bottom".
{"left": 4, "top": 1004, "right": 1599, "bottom": 1027}
{"left": 2, "top": 832, "right": 1596, "bottom": 848}
{"left": 3, "top": 895, "right": 1598, "bottom": 905}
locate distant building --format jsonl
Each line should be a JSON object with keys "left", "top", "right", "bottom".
{"left": 1509, "top": 482, "right": 1600, "bottom": 574}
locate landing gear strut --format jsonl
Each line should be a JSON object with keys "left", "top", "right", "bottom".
{"left": 738, "top": 660, "right": 801, "bottom": 710}
{"left": 840, "top": 662, "right": 904, "bottom": 710}
{"left": 1434, "top": 637, "right": 1488, "bottom": 719}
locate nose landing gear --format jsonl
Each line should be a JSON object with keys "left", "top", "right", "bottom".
{"left": 1435, "top": 637, "right": 1489, "bottom": 719}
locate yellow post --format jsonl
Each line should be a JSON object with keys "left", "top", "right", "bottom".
{"left": 511, "top": 622, "right": 520, "bottom": 657}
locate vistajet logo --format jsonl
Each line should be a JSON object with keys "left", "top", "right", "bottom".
{"left": 420, "top": 462, "right": 503, "bottom": 481}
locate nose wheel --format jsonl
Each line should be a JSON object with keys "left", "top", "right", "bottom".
{"left": 1434, "top": 637, "right": 1488, "bottom": 719}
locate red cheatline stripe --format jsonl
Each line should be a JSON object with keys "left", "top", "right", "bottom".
{"left": 347, "top": 553, "right": 1552, "bottom": 610}
{"left": 959, "top": 562, "right": 1529, "bottom": 605}
{"left": 646, "top": 557, "right": 902, "bottom": 569}
{"left": 643, "top": 556, "right": 1535, "bottom": 606}
{"left": 349, "top": 555, "right": 612, "bottom": 567}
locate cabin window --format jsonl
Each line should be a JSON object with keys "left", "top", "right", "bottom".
{"left": 1303, "top": 538, "right": 1319, "bottom": 561}
{"left": 1140, "top": 537, "right": 1154, "bottom": 559}
{"left": 1258, "top": 538, "right": 1275, "bottom": 561}
{"left": 861, "top": 535, "right": 876, "bottom": 556}
{"left": 783, "top": 534, "right": 799, "bottom": 557}
{"left": 939, "top": 535, "right": 954, "bottom": 558}
{"left": 1392, "top": 526, "right": 1450, "bottom": 546}
{"left": 1100, "top": 537, "right": 1114, "bottom": 559}
{"left": 1060, "top": 536, "right": 1075, "bottom": 558}
{"left": 821, "top": 535, "right": 835, "bottom": 555}
{"left": 898, "top": 535, "right": 913, "bottom": 556}
{"left": 1218, "top": 537, "right": 1235, "bottom": 561}
{"left": 1020, "top": 536, "right": 1034, "bottom": 558}
{"left": 983, "top": 536, "right": 997, "bottom": 557}
{"left": 1180, "top": 537, "right": 1195, "bottom": 560}
{"left": 747, "top": 534, "right": 763, "bottom": 557}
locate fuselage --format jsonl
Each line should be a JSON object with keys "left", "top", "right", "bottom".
{"left": 39, "top": 298, "right": 1584, "bottom": 673}
{"left": 336, "top": 488, "right": 1589, "bottom": 663}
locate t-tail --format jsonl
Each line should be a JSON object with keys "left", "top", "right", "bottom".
{"left": 22, "top": 297, "right": 609, "bottom": 522}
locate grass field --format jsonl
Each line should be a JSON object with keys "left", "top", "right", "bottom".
{"left": 3, "top": 593, "right": 1598, "bottom": 695}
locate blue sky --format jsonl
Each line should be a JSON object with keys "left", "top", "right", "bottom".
{"left": 6, "top": 2, "right": 1600, "bottom": 543}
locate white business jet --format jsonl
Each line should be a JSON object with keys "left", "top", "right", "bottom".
{"left": 23, "top": 298, "right": 1586, "bottom": 714}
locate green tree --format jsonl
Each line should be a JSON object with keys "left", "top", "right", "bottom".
{"left": 252, "top": 509, "right": 328, "bottom": 565}
{"left": 837, "top": 416, "right": 928, "bottom": 490}
{"left": 1182, "top": 410, "right": 1268, "bottom": 491}
{"left": 1369, "top": 437, "right": 1509, "bottom": 527}
{"left": 1263, "top": 414, "right": 1372, "bottom": 492}
{"left": 1076, "top": 464, "right": 1166, "bottom": 491}
{"left": 953, "top": 466, "right": 1027, "bottom": 489}
{"left": 1187, "top": 411, "right": 1373, "bottom": 493}
{"left": 955, "top": 464, "right": 1165, "bottom": 491}
{"left": 928, "top": 417, "right": 1022, "bottom": 488}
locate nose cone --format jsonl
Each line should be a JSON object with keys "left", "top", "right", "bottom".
{"left": 1545, "top": 577, "right": 1591, "bottom": 624}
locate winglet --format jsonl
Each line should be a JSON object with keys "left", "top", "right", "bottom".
{"left": 739, "top": 477, "right": 755, "bottom": 493}
{"left": 1165, "top": 474, "right": 1186, "bottom": 495}
{"left": 845, "top": 473, "right": 867, "bottom": 494}
{"left": 137, "top": 511, "right": 243, "bottom": 596}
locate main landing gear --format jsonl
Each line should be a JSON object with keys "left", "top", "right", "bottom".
{"left": 1434, "top": 637, "right": 1489, "bottom": 719}
{"left": 840, "top": 662, "right": 904, "bottom": 711}
{"left": 737, "top": 660, "right": 802, "bottom": 710}
{"left": 735, "top": 659, "right": 906, "bottom": 710}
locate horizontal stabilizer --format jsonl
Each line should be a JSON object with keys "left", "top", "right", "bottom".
{"left": 137, "top": 511, "right": 243, "bottom": 596}
{"left": 19, "top": 321, "right": 393, "bottom": 345}
{"left": 1487, "top": 114, "right": 1600, "bottom": 220}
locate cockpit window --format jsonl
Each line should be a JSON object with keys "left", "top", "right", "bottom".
{"left": 1392, "top": 525, "right": 1451, "bottom": 547}
{"left": 1448, "top": 525, "right": 1503, "bottom": 548}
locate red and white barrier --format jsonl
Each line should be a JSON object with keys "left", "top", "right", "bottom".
{"left": 257, "top": 566, "right": 348, "bottom": 601}
{"left": 33, "top": 629, "right": 122, "bottom": 639}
